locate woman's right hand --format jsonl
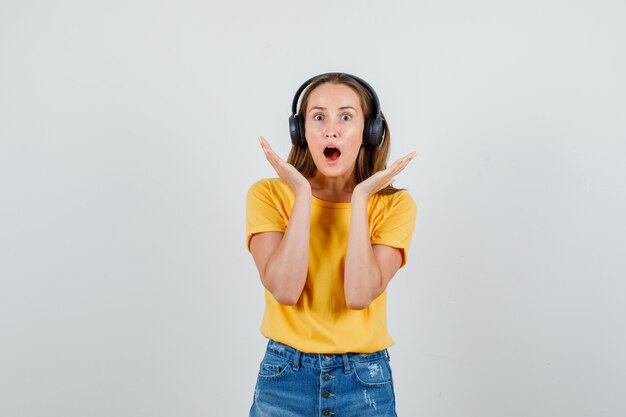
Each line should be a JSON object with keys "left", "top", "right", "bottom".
{"left": 259, "top": 136, "right": 311, "bottom": 195}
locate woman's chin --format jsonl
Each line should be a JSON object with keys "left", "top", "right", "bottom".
{"left": 315, "top": 166, "right": 353, "bottom": 180}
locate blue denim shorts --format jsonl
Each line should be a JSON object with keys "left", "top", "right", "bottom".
{"left": 249, "top": 339, "right": 398, "bottom": 417}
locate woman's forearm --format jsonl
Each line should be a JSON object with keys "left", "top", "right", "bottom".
{"left": 263, "top": 191, "right": 311, "bottom": 305}
{"left": 344, "top": 194, "right": 383, "bottom": 310}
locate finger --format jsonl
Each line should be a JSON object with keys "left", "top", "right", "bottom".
{"left": 387, "top": 159, "right": 408, "bottom": 176}
{"left": 258, "top": 136, "right": 282, "bottom": 164}
{"left": 259, "top": 136, "right": 287, "bottom": 163}
{"left": 373, "top": 178, "right": 396, "bottom": 194}
{"left": 258, "top": 136, "right": 273, "bottom": 152}
{"left": 389, "top": 152, "right": 417, "bottom": 175}
{"left": 258, "top": 137, "right": 269, "bottom": 156}
{"left": 262, "top": 148, "right": 290, "bottom": 177}
{"left": 265, "top": 147, "right": 286, "bottom": 166}
{"left": 393, "top": 151, "right": 417, "bottom": 166}
{"left": 258, "top": 138, "right": 280, "bottom": 171}
{"left": 264, "top": 151, "right": 283, "bottom": 171}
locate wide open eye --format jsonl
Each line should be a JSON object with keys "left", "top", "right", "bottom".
{"left": 313, "top": 114, "right": 325, "bottom": 121}
{"left": 340, "top": 114, "right": 352, "bottom": 121}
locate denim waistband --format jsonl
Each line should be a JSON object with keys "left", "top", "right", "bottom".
{"left": 265, "top": 339, "right": 389, "bottom": 372}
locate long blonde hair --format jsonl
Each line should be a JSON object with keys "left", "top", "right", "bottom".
{"left": 287, "top": 73, "right": 399, "bottom": 195}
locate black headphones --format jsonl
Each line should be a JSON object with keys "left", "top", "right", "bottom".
{"left": 288, "top": 72, "right": 386, "bottom": 148}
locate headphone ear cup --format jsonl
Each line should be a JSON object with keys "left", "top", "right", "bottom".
{"left": 291, "top": 114, "right": 306, "bottom": 147}
{"left": 289, "top": 114, "right": 297, "bottom": 146}
{"left": 364, "top": 114, "right": 385, "bottom": 147}
{"left": 289, "top": 114, "right": 306, "bottom": 147}
{"left": 297, "top": 115, "right": 306, "bottom": 147}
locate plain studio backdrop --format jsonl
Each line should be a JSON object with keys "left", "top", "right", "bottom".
{"left": 1, "top": 0, "right": 625, "bottom": 416}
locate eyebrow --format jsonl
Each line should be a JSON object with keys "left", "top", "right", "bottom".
{"left": 308, "top": 106, "right": 357, "bottom": 113}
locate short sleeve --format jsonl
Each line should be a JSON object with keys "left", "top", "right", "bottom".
{"left": 370, "top": 191, "right": 417, "bottom": 268}
{"left": 246, "top": 179, "right": 291, "bottom": 251}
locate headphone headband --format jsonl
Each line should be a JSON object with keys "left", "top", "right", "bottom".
{"left": 290, "top": 73, "right": 381, "bottom": 118}
{"left": 288, "top": 72, "right": 385, "bottom": 147}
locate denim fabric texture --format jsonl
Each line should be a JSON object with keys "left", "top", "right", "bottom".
{"left": 249, "top": 340, "right": 398, "bottom": 417}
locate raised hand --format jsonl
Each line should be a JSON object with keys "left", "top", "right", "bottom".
{"left": 258, "top": 136, "right": 311, "bottom": 195}
{"left": 353, "top": 151, "right": 417, "bottom": 199}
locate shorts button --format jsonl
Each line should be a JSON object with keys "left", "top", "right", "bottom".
{"left": 322, "top": 391, "right": 332, "bottom": 398}
{"left": 323, "top": 354, "right": 333, "bottom": 360}
{"left": 322, "top": 410, "right": 332, "bottom": 416}
{"left": 322, "top": 374, "right": 332, "bottom": 380}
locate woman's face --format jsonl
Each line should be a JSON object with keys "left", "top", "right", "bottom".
{"left": 304, "top": 82, "right": 364, "bottom": 180}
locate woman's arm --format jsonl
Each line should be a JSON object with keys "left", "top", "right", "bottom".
{"left": 344, "top": 197, "right": 402, "bottom": 310}
{"left": 344, "top": 151, "right": 416, "bottom": 310}
{"left": 249, "top": 193, "right": 310, "bottom": 305}
{"left": 249, "top": 137, "right": 311, "bottom": 306}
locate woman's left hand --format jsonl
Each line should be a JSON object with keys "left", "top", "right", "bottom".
{"left": 352, "top": 151, "right": 417, "bottom": 200}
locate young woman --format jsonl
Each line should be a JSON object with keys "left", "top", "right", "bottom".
{"left": 247, "top": 73, "right": 417, "bottom": 416}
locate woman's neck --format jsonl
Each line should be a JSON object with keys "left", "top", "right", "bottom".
{"left": 308, "top": 172, "right": 355, "bottom": 203}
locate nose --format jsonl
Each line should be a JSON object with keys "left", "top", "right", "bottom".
{"left": 324, "top": 122, "right": 338, "bottom": 139}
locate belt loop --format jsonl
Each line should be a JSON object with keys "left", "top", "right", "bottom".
{"left": 341, "top": 353, "right": 351, "bottom": 374}
{"left": 292, "top": 349, "right": 301, "bottom": 372}
{"left": 385, "top": 349, "right": 391, "bottom": 361}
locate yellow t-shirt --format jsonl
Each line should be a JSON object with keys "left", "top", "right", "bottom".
{"left": 246, "top": 177, "right": 417, "bottom": 354}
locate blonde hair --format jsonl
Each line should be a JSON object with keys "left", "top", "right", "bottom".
{"left": 287, "top": 73, "right": 399, "bottom": 195}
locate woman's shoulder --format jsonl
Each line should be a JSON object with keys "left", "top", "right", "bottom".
{"left": 371, "top": 189, "right": 416, "bottom": 209}
{"left": 247, "top": 177, "right": 292, "bottom": 197}
{"left": 368, "top": 190, "right": 417, "bottom": 231}
{"left": 368, "top": 190, "right": 417, "bottom": 221}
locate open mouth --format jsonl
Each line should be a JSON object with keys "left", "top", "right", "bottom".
{"left": 323, "top": 146, "right": 341, "bottom": 162}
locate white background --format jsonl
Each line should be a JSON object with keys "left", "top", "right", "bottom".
{"left": 1, "top": 0, "right": 625, "bottom": 416}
